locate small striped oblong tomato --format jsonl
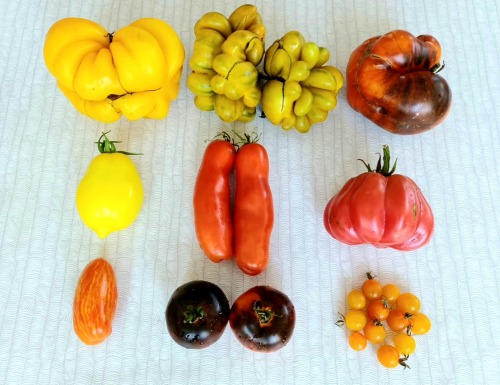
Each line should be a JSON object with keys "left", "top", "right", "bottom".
{"left": 73, "top": 258, "right": 118, "bottom": 345}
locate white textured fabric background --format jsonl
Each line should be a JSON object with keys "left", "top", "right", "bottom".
{"left": 0, "top": 0, "right": 499, "bottom": 384}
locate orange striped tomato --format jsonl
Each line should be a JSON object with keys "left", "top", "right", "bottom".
{"left": 73, "top": 258, "right": 118, "bottom": 345}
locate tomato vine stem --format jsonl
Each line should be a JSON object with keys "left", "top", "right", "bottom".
{"left": 358, "top": 145, "right": 397, "bottom": 176}
{"left": 96, "top": 131, "right": 142, "bottom": 155}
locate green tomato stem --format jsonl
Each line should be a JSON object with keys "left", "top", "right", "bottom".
{"left": 96, "top": 131, "right": 142, "bottom": 155}
{"left": 358, "top": 145, "right": 397, "bottom": 176}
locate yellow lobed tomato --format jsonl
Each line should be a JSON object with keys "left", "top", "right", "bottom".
{"left": 261, "top": 31, "right": 344, "bottom": 133}
{"left": 44, "top": 18, "right": 184, "bottom": 122}
{"left": 187, "top": 4, "right": 265, "bottom": 123}
{"left": 76, "top": 132, "right": 143, "bottom": 238}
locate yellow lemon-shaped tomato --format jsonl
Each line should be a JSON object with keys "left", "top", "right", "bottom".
{"left": 76, "top": 133, "right": 143, "bottom": 238}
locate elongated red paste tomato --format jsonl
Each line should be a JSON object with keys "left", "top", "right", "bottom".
{"left": 193, "top": 139, "right": 236, "bottom": 262}
{"left": 234, "top": 143, "right": 274, "bottom": 275}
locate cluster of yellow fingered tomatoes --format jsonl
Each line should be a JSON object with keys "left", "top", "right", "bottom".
{"left": 337, "top": 273, "right": 432, "bottom": 369}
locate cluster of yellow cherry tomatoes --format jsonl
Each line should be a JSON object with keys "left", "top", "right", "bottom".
{"left": 337, "top": 273, "right": 432, "bottom": 369}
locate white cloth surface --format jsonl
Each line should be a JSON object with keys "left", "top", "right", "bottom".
{"left": 0, "top": 0, "right": 499, "bottom": 384}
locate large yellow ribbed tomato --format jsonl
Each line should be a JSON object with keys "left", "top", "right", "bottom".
{"left": 44, "top": 18, "right": 184, "bottom": 123}
{"left": 76, "top": 132, "right": 144, "bottom": 238}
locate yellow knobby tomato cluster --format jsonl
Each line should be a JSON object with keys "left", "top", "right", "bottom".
{"left": 337, "top": 273, "right": 432, "bottom": 369}
{"left": 187, "top": 4, "right": 343, "bottom": 132}
{"left": 44, "top": 18, "right": 185, "bottom": 123}
{"left": 187, "top": 4, "right": 266, "bottom": 123}
{"left": 262, "top": 31, "right": 344, "bottom": 133}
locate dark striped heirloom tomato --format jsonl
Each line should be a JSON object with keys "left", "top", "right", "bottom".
{"left": 165, "top": 280, "right": 230, "bottom": 349}
{"left": 346, "top": 30, "right": 452, "bottom": 135}
{"left": 229, "top": 286, "right": 295, "bottom": 353}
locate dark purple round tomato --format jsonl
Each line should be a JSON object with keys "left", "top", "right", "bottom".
{"left": 166, "top": 280, "right": 230, "bottom": 349}
{"left": 229, "top": 285, "right": 296, "bottom": 353}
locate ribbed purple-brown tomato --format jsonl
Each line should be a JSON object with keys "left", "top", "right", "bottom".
{"left": 346, "top": 30, "right": 452, "bottom": 134}
{"left": 229, "top": 286, "right": 295, "bottom": 353}
{"left": 166, "top": 280, "right": 230, "bottom": 349}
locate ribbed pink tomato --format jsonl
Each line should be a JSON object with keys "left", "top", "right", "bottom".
{"left": 324, "top": 146, "right": 434, "bottom": 251}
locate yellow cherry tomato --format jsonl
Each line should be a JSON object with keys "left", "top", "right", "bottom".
{"left": 344, "top": 309, "right": 367, "bottom": 331}
{"left": 409, "top": 312, "right": 432, "bottom": 335}
{"left": 362, "top": 273, "right": 383, "bottom": 300}
{"left": 363, "top": 320, "right": 386, "bottom": 344}
{"left": 397, "top": 293, "right": 421, "bottom": 314}
{"left": 44, "top": 18, "right": 184, "bottom": 122}
{"left": 382, "top": 283, "right": 400, "bottom": 303}
{"left": 349, "top": 331, "right": 367, "bottom": 351}
{"left": 394, "top": 333, "right": 416, "bottom": 355}
{"left": 377, "top": 344, "right": 400, "bottom": 368}
{"left": 346, "top": 289, "right": 367, "bottom": 310}
{"left": 76, "top": 132, "right": 143, "bottom": 238}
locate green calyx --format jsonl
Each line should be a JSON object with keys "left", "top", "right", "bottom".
{"left": 253, "top": 300, "right": 274, "bottom": 325}
{"left": 213, "top": 130, "right": 261, "bottom": 149}
{"left": 359, "top": 145, "right": 397, "bottom": 176}
{"left": 96, "top": 131, "right": 142, "bottom": 155}
{"left": 183, "top": 305, "right": 205, "bottom": 324}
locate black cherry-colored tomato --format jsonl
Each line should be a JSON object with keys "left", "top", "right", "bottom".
{"left": 166, "top": 280, "right": 230, "bottom": 349}
{"left": 229, "top": 285, "right": 295, "bottom": 353}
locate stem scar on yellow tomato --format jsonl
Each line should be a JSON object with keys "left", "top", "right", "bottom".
{"left": 76, "top": 132, "right": 144, "bottom": 238}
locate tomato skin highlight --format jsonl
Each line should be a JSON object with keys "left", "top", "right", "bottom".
{"left": 234, "top": 143, "right": 274, "bottom": 275}
{"left": 229, "top": 286, "right": 295, "bottom": 353}
{"left": 73, "top": 258, "right": 118, "bottom": 345}
{"left": 193, "top": 140, "right": 236, "bottom": 262}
